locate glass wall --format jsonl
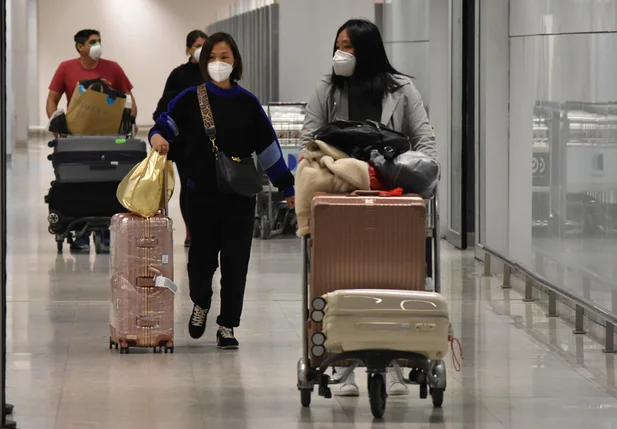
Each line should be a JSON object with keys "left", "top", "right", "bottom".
{"left": 480, "top": 0, "right": 617, "bottom": 315}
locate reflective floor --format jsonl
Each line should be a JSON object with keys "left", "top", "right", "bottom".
{"left": 6, "top": 141, "right": 617, "bottom": 428}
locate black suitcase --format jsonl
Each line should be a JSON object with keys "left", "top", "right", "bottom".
{"left": 49, "top": 136, "right": 147, "bottom": 184}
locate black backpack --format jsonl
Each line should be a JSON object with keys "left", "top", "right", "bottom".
{"left": 313, "top": 120, "right": 411, "bottom": 161}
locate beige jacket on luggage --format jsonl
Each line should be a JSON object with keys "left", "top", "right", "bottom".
{"left": 295, "top": 140, "right": 370, "bottom": 237}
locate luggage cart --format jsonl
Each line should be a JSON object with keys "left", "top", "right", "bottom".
{"left": 253, "top": 102, "right": 306, "bottom": 240}
{"left": 296, "top": 190, "right": 443, "bottom": 418}
{"left": 46, "top": 123, "right": 140, "bottom": 254}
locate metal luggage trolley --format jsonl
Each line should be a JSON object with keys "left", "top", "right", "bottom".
{"left": 254, "top": 102, "right": 306, "bottom": 240}
{"left": 46, "top": 121, "right": 138, "bottom": 255}
{"left": 297, "top": 190, "right": 443, "bottom": 418}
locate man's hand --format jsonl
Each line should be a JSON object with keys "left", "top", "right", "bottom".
{"left": 286, "top": 196, "right": 296, "bottom": 209}
{"left": 151, "top": 134, "right": 169, "bottom": 155}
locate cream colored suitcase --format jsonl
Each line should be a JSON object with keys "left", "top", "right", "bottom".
{"left": 317, "top": 289, "right": 450, "bottom": 360}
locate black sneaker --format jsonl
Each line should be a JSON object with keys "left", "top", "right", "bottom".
{"left": 188, "top": 305, "right": 208, "bottom": 339}
{"left": 217, "top": 327, "right": 239, "bottom": 349}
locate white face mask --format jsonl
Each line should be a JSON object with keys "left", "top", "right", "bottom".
{"left": 89, "top": 43, "right": 103, "bottom": 61}
{"left": 208, "top": 61, "right": 233, "bottom": 83}
{"left": 192, "top": 47, "right": 202, "bottom": 63}
{"left": 332, "top": 50, "right": 356, "bottom": 77}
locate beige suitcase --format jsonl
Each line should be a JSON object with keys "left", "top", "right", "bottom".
{"left": 109, "top": 213, "right": 175, "bottom": 353}
{"left": 314, "top": 289, "right": 449, "bottom": 361}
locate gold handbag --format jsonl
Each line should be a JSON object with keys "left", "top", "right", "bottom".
{"left": 117, "top": 150, "right": 175, "bottom": 218}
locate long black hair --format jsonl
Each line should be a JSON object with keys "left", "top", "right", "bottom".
{"left": 330, "top": 19, "right": 404, "bottom": 105}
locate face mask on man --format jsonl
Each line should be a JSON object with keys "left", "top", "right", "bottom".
{"left": 332, "top": 50, "right": 356, "bottom": 77}
{"left": 192, "top": 47, "right": 202, "bottom": 63}
{"left": 89, "top": 43, "right": 103, "bottom": 61}
{"left": 208, "top": 61, "right": 233, "bottom": 83}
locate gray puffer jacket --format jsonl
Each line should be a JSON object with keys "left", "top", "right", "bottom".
{"left": 300, "top": 74, "right": 437, "bottom": 160}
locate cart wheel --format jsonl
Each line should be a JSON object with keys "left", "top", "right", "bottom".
{"left": 300, "top": 389, "right": 312, "bottom": 407}
{"left": 420, "top": 382, "right": 428, "bottom": 399}
{"left": 431, "top": 388, "right": 444, "bottom": 408}
{"left": 260, "top": 215, "right": 271, "bottom": 240}
{"left": 368, "top": 374, "right": 387, "bottom": 419}
{"left": 94, "top": 232, "right": 103, "bottom": 254}
{"left": 253, "top": 218, "right": 261, "bottom": 238}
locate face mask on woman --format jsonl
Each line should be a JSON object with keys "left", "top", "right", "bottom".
{"left": 89, "top": 43, "right": 103, "bottom": 61}
{"left": 208, "top": 61, "right": 234, "bottom": 83}
{"left": 332, "top": 50, "right": 356, "bottom": 77}
{"left": 192, "top": 47, "right": 202, "bottom": 63}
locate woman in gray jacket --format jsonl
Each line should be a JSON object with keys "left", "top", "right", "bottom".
{"left": 301, "top": 19, "right": 436, "bottom": 398}
{"left": 300, "top": 19, "right": 436, "bottom": 160}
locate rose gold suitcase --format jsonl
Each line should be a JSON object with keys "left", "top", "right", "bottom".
{"left": 109, "top": 213, "right": 175, "bottom": 353}
{"left": 308, "top": 192, "right": 426, "bottom": 365}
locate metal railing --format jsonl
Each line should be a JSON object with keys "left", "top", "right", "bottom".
{"left": 479, "top": 244, "right": 617, "bottom": 354}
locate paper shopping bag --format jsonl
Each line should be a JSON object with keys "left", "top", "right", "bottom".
{"left": 66, "top": 79, "right": 127, "bottom": 135}
{"left": 117, "top": 150, "right": 175, "bottom": 218}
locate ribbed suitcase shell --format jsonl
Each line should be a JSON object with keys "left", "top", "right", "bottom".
{"left": 308, "top": 193, "right": 427, "bottom": 365}
{"left": 309, "top": 193, "right": 426, "bottom": 295}
{"left": 321, "top": 289, "right": 450, "bottom": 360}
{"left": 109, "top": 213, "right": 174, "bottom": 349}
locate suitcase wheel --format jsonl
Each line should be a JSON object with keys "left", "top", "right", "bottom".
{"left": 119, "top": 341, "right": 130, "bottom": 354}
{"left": 368, "top": 373, "right": 387, "bottom": 419}
{"left": 109, "top": 337, "right": 119, "bottom": 350}
{"left": 164, "top": 341, "right": 174, "bottom": 354}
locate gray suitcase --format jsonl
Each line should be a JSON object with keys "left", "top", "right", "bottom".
{"left": 49, "top": 136, "right": 147, "bottom": 184}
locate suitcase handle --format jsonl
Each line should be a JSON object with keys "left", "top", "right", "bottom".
{"left": 349, "top": 190, "right": 381, "bottom": 197}
{"left": 136, "top": 315, "right": 159, "bottom": 328}
{"left": 136, "top": 277, "right": 155, "bottom": 288}
{"left": 89, "top": 165, "right": 117, "bottom": 171}
{"left": 136, "top": 237, "right": 158, "bottom": 248}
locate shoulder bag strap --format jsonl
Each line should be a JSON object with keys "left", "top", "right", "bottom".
{"left": 196, "top": 83, "right": 218, "bottom": 152}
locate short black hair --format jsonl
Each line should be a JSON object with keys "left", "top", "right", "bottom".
{"left": 186, "top": 30, "right": 208, "bottom": 49}
{"left": 74, "top": 29, "right": 100, "bottom": 46}
{"left": 200, "top": 32, "right": 243, "bottom": 82}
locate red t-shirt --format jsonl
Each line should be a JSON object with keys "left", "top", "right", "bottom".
{"left": 49, "top": 58, "right": 133, "bottom": 105}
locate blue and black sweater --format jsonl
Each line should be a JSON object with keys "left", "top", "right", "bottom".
{"left": 149, "top": 82, "right": 295, "bottom": 197}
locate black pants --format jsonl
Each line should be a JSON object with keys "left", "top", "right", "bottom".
{"left": 176, "top": 162, "right": 189, "bottom": 233}
{"left": 187, "top": 190, "right": 256, "bottom": 328}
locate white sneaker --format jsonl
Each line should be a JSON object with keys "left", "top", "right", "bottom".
{"left": 387, "top": 366, "right": 409, "bottom": 396}
{"left": 334, "top": 369, "right": 360, "bottom": 397}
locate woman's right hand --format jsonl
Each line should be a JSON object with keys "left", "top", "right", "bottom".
{"left": 151, "top": 133, "right": 170, "bottom": 155}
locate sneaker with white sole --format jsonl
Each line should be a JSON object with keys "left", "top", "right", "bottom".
{"left": 334, "top": 369, "right": 360, "bottom": 397}
{"left": 217, "top": 326, "right": 239, "bottom": 349}
{"left": 188, "top": 304, "right": 208, "bottom": 339}
{"left": 387, "top": 366, "right": 409, "bottom": 396}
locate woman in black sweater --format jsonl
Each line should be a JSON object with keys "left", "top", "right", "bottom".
{"left": 153, "top": 30, "right": 207, "bottom": 247}
{"left": 150, "top": 32, "right": 295, "bottom": 349}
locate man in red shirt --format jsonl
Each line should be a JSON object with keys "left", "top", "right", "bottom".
{"left": 47, "top": 29, "right": 138, "bottom": 251}
{"left": 46, "top": 29, "right": 138, "bottom": 122}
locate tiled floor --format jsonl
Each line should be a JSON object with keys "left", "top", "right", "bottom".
{"left": 5, "top": 140, "right": 617, "bottom": 428}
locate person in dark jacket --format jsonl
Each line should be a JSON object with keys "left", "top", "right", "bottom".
{"left": 150, "top": 32, "right": 295, "bottom": 349}
{"left": 153, "top": 30, "right": 207, "bottom": 247}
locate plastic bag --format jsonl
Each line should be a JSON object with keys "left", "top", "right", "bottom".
{"left": 369, "top": 150, "right": 440, "bottom": 198}
{"left": 117, "top": 150, "right": 175, "bottom": 218}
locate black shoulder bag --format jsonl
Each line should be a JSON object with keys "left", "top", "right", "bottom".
{"left": 196, "top": 84, "right": 262, "bottom": 198}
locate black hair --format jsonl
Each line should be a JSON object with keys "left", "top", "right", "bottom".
{"left": 74, "top": 29, "right": 100, "bottom": 46}
{"left": 186, "top": 30, "right": 208, "bottom": 49}
{"left": 330, "top": 19, "right": 405, "bottom": 105}
{"left": 200, "top": 32, "right": 243, "bottom": 82}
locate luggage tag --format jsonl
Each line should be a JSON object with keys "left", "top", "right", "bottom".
{"left": 154, "top": 276, "right": 179, "bottom": 294}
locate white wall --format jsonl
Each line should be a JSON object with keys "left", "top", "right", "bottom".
{"left": 36, "top": 0, "right": 235, "bottom": 127}
{"left": 278, "top": 0, "right": 376, "bottom": 101}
